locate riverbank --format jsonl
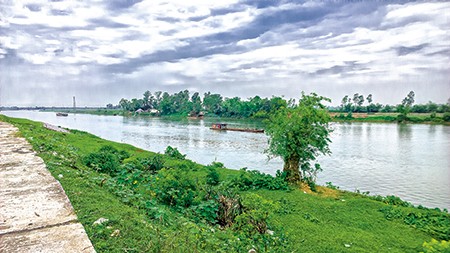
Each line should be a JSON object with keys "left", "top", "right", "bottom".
{"left": 331, "top": 112, "right": 450, "bottom": 125}
{"left": 40, "top": 108, "right": 450, "bottom": 125}
{"left": 1, "top": 114, "right": 448, "bottom": 252}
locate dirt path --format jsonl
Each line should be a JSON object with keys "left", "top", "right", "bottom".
{"left": 0, "top": 121, "right": 95, "bottom": 253}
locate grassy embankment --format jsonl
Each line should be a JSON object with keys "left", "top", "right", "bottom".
{"left": 1, "top": 115, "right": 449, "bottom": 252}
{"left": 331, "top": 112, "right": 449, "bottom": 124}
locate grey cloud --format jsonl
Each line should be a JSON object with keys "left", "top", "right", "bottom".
{"left": 25, "top": 4, "right": 41, "bottom": 12}
{"left": 88, "top": 18, "right": 130, "bottom": 28}
{"left": 51, "top": 9, "right": 72, "bottom": 16}
{"left": 394, "top": 43, "right": 429, "bottom": 56}
{"left": 313, "top": 61, "right": 369, "bottom": 76}
{"left": 105, "top": 0, "right": 144, "bottom": 10}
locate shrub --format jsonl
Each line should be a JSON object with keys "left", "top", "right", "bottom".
{"left": 84, "top": 149, "right": 121, "bottom": 174}
{"left": 234, "top": 193, "right": 280, "bottom": 235}
{"left": 153, "top": 168, "right": 197, "bottom": 208}
{"left": 326, "top": 181, "right": 339, "bottom": 190}
{"left": 190, "top": 200, "right": 219, "bottom": 224}
{"left": 206, "top": 167, "right": 220, "bottom": 186}
{"left": 380, "top": 206, "right": 450, "bottom": 240}
{"left": 164, "top": 146, "right": 186, "bottom": 160}
{"left": 140, "top": 155, "right": 165, "bottom": 173}
{"left": 230, "top": 168, "right": 289, "bottom": 191}
{"left": 397, "top": 114, "right": 408, "bottom": 122}
{"left": 421, "top": 239, "right": 450, "bottom": 253}
{"left": 443, "top": 112, "right": 450, "bottom": 122}
{"left": 98, "top": 145, "right": 129, "bottom": 161}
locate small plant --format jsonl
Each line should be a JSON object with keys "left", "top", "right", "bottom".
{"left": 206, "top": 167, "right": 220, "bottom": 186}
{"left": 164, "top": 146, "right": 186, "bottom": 160}
{"left": 303, "top": 177, "right": 317, "bottom": 192}
{"left": 153, "top": 168, "right": 197, "bottom": 208}
{"left": 380, "top": 206, "right": 450, "bottom": 240}
{"left": 421, "top": 239, "right": 450, "bottom": 253}
{"left": 234, "top": 193, "right": 280, "bottom": 235}
{"left": 230, "top": 168, "right": 289, "bottom": 191}
{"left": 84, "top": 146, "right": 123, "bottom": 174}
{"left": 326, "top": 182, "right": 339, "bottom": 190}
{"left": 443, "top": 112, "right": 450, "bottom": 122}
{"left": 140, "top": 155, "right": 165, "bottom": 173}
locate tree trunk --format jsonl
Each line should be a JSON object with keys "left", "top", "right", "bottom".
{"left": 283, "top": 156, "right": 301, "bottom": 182}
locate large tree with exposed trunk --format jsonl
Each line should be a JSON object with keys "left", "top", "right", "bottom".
{"left": 265, "top": 93, "right": 332, "bottom": 183}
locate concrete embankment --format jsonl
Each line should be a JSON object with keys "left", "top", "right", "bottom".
{"left": 0, "top": 121, "right": 95, "bottom": 252}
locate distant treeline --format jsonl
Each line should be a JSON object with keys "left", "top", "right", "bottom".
{"left": 118, "top": 90, "right": 289, "bottom": 118}
{"left": 117, "top": 90, "right": 450, "bottom": 118}
{"left": 335, "top": 92, "right": 450, "bottom": 113}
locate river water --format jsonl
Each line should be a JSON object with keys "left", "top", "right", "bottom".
{"left": 2, "top": 111, "right": 449, "bottom": 210}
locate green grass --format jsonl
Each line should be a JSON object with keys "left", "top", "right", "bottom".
{"left": 332, "top": 112, "right": 449, "bottom": 125}
{"left": 1, "top": 114, "right": 448, "bottom": 252}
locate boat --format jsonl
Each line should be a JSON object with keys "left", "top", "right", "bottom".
{"left": 56, "top": 112, "right": 68, "bottom": 116}
{"left": 210, "top": 123, "right": 264, "bottom": 133}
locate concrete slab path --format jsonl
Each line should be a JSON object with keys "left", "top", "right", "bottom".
{"left": 0, "top": 121, "right": 95, "bottom": 253}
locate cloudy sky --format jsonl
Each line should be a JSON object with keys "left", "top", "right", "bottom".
{"left": 0, "top": 0, "right": 449, "bottom": 107}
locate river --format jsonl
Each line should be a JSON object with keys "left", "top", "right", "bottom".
{"left": 2, "top": 110, "right": 449, "bottom": 210}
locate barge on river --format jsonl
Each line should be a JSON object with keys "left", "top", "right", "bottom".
{"left": 210, "top": 123, "right": 264, "bottom": 133}
{"left": 56, "top": 112, "right": 68, "bottom": 117}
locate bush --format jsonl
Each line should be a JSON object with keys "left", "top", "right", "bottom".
{"left": 230, "top": 169, "right": 289, "bottom": 191}
{"left": 153, "top": 168, "right": 197, "bottom": 208}
{"left": 234, "top": 193, "right": 280, "bottom": 235}
{"left": 84, "top": 146, "right": 123, "bottom": 174}
{"left": 443, "top": 112, "right": 450, "bottom": 122}
{"left": 380, "top": 206, "right": 450, "bottom": 240}
{"left": 98, "top": 145, "right": 129, "bottom": 161}
{"left": 421, "top": 239, "right": 450, "bottom": 253}
{"left": 164, "top": 146, "right": 186, "bottom": 160}
{"left": 140, "top": 155, "right": 165, "bottom": 173}
{"left": 397, "top": 114, "right": 408, "bottom": 122}
{"left": 206, "top": 167, "right": 220, "bottom": 186}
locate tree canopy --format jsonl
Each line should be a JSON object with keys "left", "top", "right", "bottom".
{"left": 265, "top": 93, "right": 332, "bottom": 183}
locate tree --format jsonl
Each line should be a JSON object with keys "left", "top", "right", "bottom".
{"left": 341, "top": 95, "right": 349, "bottom": 112}
{"left": 265, "top": 93, "right": 332, "bottom": 183}
{"left": 203, "top": 92, "right": 223, "bottom": 115}
{"left": 119, "top": 98, "right": 131, "bottom": 111}
{"left": 397, "top": 91, "right": 415, "bottom": 121}
{"left": 190, "top": 92, "right": 202, "bottom": 116}
{"left": 366, "top": 94, "right": 373, "bottom": 113}
{"left": 142, "top": 91, "right": 154, "bottom": 110}
{"left": 366, "top": 94, "right": 373, "bottom": 104}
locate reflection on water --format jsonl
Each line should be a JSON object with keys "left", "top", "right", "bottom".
{"left": 2, "top": 110, "right": 449, "bottom": 210}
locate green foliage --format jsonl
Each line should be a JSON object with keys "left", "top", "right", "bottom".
{"left": 83, "top": 146, "right": 126, "bottom": 174}
{"left": 164, "top": 146, "right": 186, "bottom": 160}
{"left": 443, "top": 112, "right": 450, "bottom": 122}
{"left": 234, "top": 193, "right": 280, "bottom": 234}
{"left": 139, "top": 155, "right": 165, "bottom": 173}
{"left": 371, "top": 195, "right": 413, "bottom": 207}
{"left": 421, "top": 239, "right": 450, "bottom": 253}
{"left": 325, "top": 181, "right": 340, "bottom": 190}
{"left": 153, "top": 168, "right": 197, "bottom": 208}
{"left": 265, "top": 92, "right": 332, "bottom": 182}
{"left": 229, "top": 168, "right": 289, "bottom": 191}
{"left": 304, "top": 177, "right": 317, "bottom": 192}
{"left": 380, "top": 206, "right": 450, "bottom": 240}
{"left": 206, "top": 167, "right": 220, "bottom": 186}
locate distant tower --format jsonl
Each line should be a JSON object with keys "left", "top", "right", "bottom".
{"left": 73, "top": 96, "right": 76, "bottom": 109}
